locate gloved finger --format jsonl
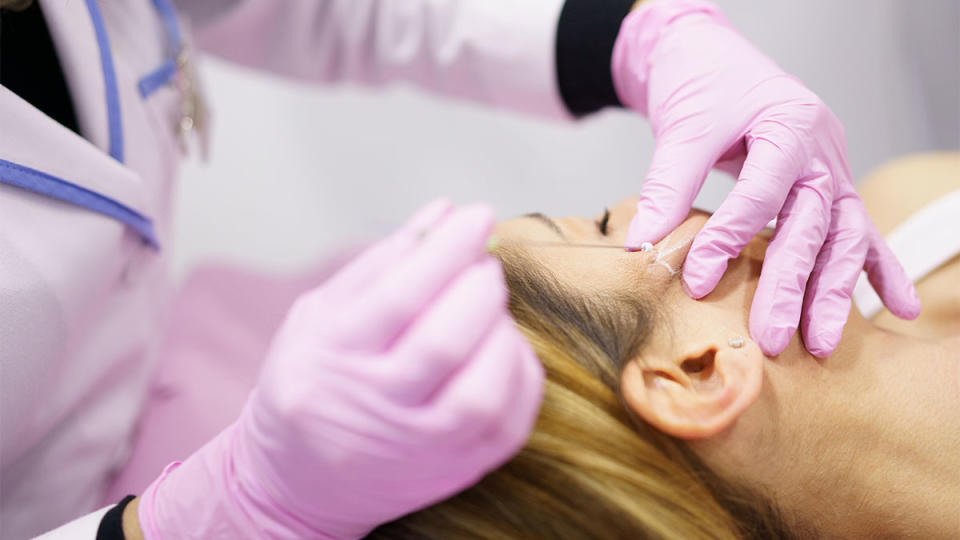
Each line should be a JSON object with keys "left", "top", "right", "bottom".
{"left": 863, "top": 229, "right": 921, "bottom": 320}
{"left": 380, "top": 258, "right": 508, "bottom": 403}
{"left": 415, "top": 317, "right": 543, "bottom": 451}
{"left": 683, "top": 138, "right": 805, "bottom": 298}
{"left": 309, "top": 198, "right": 454, "bottom": 306}
{"left": 425, "top": 362, "right": 543, "bottom": 499}
{"left": 625, "top": 135, "right": 715, "bottom": 249}
{"left": 452, "top": 324, "right": 543, "bottom": 456}
{"left": 798, "top": 197, "right": 871, "bottom": 358}
{"left": 380, "top": 321, "right": 541, "bottom": 505}
{"left": 748, "top": 181, "right": 831, "bottom": 356}
{"left": 320, "top": 318, "right": 538, "bottom": 456}
{"left": 331, "top": 203, "right": 495, "bottom": 351}
{"left": 398, "top": 197, "right": 457, "bottom": 237}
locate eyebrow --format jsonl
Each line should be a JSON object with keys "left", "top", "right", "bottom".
{"left": 523, "top": 212, "right": 567, "bottom": 240}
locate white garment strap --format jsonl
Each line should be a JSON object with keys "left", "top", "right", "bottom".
{"left": 854, "top": 189, "right": 960, "bottom": 319}
{"left": 33, "top": 504, "right": 112, "bottom": 539}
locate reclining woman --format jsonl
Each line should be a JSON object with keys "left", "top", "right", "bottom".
{"left": 371, "top": 152, "right": 960, "bottom": 539}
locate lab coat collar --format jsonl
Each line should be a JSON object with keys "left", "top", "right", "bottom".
{"left": 39, "top": 0, "right": 118, "bottom": 161}
{"left": 0, "top": 86, "right": 157, "bottom": 246}
{"left": 1, "top": 1, "right": 157, "bottom": 246}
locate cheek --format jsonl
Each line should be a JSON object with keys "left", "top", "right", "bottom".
{"left": 658, "top": 250, "right": 760, "bottom": 337}
{"left": 705, "top": 239, "right": 766, "bottom": 314}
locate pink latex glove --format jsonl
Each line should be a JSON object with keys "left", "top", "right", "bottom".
{"left": 612, "top": 0, "right": 920, "bottom": 357}
{"left": 137, "top": 199, "right": 544, "bottom": 539}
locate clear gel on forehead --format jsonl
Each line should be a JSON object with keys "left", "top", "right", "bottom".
{"left": 649, "top": 234, "right": 694, "bottom": 276}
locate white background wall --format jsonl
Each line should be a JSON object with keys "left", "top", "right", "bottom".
{"left": 171, "top": 0, "right": 959, "bottom": 281}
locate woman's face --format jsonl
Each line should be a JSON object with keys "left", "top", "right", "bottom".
{"left": 493, "top": 196, "right": 767, "bottom": 304}
{"left": 493, "top": 198, "right": 803, "bottom": 515}
{"left": 494, "top": 195, "right": 776, "bottom": 439}
{"left": 495, "top": 197, "right": 960, "bottom": 537}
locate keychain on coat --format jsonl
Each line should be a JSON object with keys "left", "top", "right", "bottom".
{"left": 174, "top": 34, "right": 210, "bottom": 160}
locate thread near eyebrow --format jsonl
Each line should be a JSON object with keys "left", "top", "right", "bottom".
{"left": 487, "top": 235, "right": 638, "bottom": 251}
{"left": 486, "top": 234, "right": 694, "bottom": 275}
{"left": 487, "top": 236, "right": 693, "bottom": 255}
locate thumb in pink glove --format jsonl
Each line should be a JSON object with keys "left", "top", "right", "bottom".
{"left": 612, "top": 0, "right": 920, "bottom": 357}
{"left": 137, "top": 199, "right": 544, "bottom": 539}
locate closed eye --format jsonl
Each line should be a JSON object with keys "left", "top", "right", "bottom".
{"left": 596, "top": 208, "right": 610, "bottom": 235}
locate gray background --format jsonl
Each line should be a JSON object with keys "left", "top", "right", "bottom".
{"left": 171, "top": 0, "right": 960, "bottom": 281}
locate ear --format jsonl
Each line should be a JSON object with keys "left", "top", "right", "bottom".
{"left": 620, "top": 337, "right": 763, "bottom": 439}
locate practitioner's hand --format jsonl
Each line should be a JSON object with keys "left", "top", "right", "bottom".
{"left": 611, "top": 0, "right": 920, "bottom": 357}
{"left": 137, "top": 199, "right": 544, "bottom": 539}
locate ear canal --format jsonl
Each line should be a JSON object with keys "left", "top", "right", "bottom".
{"left": 680, "top": 348, "right": 722, "bottom": 392}
{"left": 680, "top": 347, "right": 716, "bottom": 374}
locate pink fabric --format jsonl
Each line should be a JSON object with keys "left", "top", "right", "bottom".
{"left": 187, "top": 0, "right": 569, "bottom": 119}
{"left": 132, "top": 202, "right": 544, "bottom": 539}
{"left": 1, "top": 2, "right": 180, "bottom": 536}
{"left": 102, "top": 251, "right": 359, "bottom": 503}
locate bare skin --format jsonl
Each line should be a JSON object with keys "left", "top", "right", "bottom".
{"left": 494, "top": 153, "right": 960, "bottom": 538}
{"left": 122, "top": 497, "right": 143, "bottom": 540}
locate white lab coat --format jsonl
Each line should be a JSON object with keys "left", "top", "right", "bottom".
{"left": 0, "top": 0, "right": 568, "bottom": 537}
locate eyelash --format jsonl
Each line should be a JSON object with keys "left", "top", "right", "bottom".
{"left": 597, "top": 208, "right": 610, "bottom": 235}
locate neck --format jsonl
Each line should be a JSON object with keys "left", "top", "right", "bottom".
{"left": 771, "top": 313, "right": 960, "bottom": 537}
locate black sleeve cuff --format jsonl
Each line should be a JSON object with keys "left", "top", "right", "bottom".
{"left": 96, "top": 495, "right": 137, "bottom": 540}
{"left": 556, "top": 0, "right": 636, "bottom": 117}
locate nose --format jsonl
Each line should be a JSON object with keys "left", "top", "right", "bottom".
{"left": 604, "top": 196, "right": 642, "bottom": 242}
{"left": 610, "top": 195, "right": 640, "bottom": 225}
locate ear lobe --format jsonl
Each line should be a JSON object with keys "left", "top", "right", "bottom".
{"left": 621, "top": 342, "right": 763, "bottom": 439}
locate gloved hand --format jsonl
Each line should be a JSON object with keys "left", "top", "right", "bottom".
{"left": 611, "top": 0, "right": 920, "bottom": 357}
{"left": 137, "top": 199, "right": 544, "bottom": 539}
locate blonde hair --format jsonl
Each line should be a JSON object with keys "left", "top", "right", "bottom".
{"left": 370, "top": 249, "right": 799, "bottom": 539}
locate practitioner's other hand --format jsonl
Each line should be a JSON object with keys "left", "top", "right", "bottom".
{"left": 136, "top": 199, "right": 544, "bottom": 539}
{"left": 612, "top": 0, "right": 920, "bottom": 357}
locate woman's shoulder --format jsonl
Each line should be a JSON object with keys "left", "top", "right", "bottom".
{"left": 859, "top": 152, "right": 960, "bottom": 236}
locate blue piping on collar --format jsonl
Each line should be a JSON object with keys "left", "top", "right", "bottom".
{"left": 0, "top": 159, "right": 159, "bottom": 249}
{"left": 151, "top": 0, "right": 183, "bottom": 52}
{"left": 83, "top": 0, "right": 124, "bottom": 163}
{"left": 138, "top": 58, "right": 178, "bottom": 98}
{"left": 138, "top": 0, "right": 184, "bottom": 98}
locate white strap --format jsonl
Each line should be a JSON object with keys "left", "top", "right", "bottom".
{"left": 34, "top": 504, "right": 112, "bottom": 539}
{"left": 854, "top": 189, "right": 960, "bottom": 319}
